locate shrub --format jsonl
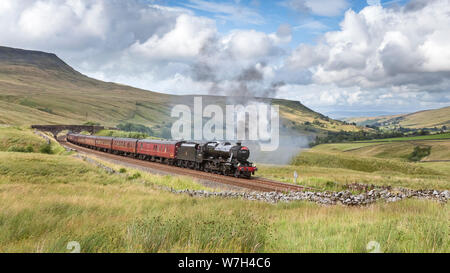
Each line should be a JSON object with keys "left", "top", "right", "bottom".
{"left": 408, "top": 146, "right": 431, "bottom": 162}
{"left": 8, "top": 145, "right": 26, "bottom": 153}
{"left": 39, "top": 143, "right": 53, "bottom": 154}
{"left": 96, "top": 130, "right": 149, "bottom": 139}
{"left": 116, "top": 122, "right": 153, "bottom": 135}
{"left": 127, "top": 172, "right": 141, "bottom": 180}
{"left": 119, "top": 168, "right": 127, "bottom": 173}
{"left": 83, "top": 121, "right": 101, "bottom": 126}
{"left": 25, "top": 145, "right": 34, "bottom": 153}
{"left": 7, "top": 145, "right": 34, "bottom": 153}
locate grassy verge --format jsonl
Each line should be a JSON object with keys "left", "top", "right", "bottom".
{"left": 79, "top": 154, "right": 210, "bottom": 191}
{"left": 0, "top": 126, "right": 65, "bottom": 154}
{"left": 0, "top": 152, "right": 448, "bottom": 252}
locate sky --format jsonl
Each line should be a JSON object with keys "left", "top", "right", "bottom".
{"left": 0, "top": 0, "right": 449, "bottom": 117}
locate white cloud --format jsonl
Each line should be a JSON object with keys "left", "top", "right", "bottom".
{"left": 223, "top": 30, "right": 277, "bottom": 60}
{"left": 271, "top": 24, "right": 293, "bottom": 44}
{"left": 130, "top": 14, "right": 216, "bottom": 61}
{"left": 285, "top": 0, "right": 450, "bottom": 93}
{"left": 0, "top": 1, "right": 193, "bottom": 52}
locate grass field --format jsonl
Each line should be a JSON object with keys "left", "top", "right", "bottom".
{"left": 357, "top": 133, "right": 450, "bottom": 142}
{"left": 0, "top": 151, "right": 448, "bottom": 252}
{"left": 346, "top": 106, "right": 450, "bottom": 129}
{"left": 258, "top": 139, "right": 450, "bottom": 191}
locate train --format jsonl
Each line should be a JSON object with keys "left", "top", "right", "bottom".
{"left": 66, "top": 133, "right": 257, "bottom": 178}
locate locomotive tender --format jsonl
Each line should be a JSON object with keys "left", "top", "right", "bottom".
{"left": 66, "top": 133, "right": 257, "bottom": 178}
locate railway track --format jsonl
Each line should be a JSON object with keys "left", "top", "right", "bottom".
{"left": 59, "top": 139, "right": 308, "bottom": 193}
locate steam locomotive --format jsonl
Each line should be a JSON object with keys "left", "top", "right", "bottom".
{"left": 66, "top": 133, "right": 257, "bottom": 178}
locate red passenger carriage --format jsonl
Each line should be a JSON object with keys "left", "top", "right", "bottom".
{"left": 95, "top": 136, "right": 113, "bottom": 151}
{"left": 84, "top": 135, "right": 96, "bottom": 148}
{"left": 136, "top": 139, "right": 182, "bottom": 162}
{"left": 112, "top": 138, "right": 138, "bottom": 154}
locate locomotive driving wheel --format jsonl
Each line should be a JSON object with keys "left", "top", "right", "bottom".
{"left": 221, "top": 165, "right": 228, "bottom": 176}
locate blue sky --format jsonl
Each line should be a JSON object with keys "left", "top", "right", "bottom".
{"left": 0, "top": 0, "right": 449, "bottom": 117}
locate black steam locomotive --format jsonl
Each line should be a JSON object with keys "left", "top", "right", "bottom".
{"left": 176, "top": 141, "right": 257, "bottom": 178}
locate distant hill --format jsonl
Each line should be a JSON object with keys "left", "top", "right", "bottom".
{"left": 345, "top": 107, "right": 450, "bottom": 130}
{"left": 0, "top": 46, "right": 364, "bottom": 135}
{"left": 325, "top": 110, "right": 404, "bottom": 119}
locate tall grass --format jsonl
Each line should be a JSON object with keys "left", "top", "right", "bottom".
{"left": 126, "top": 212, "right": 267, "bottom": 252}
{"left": 292, "top": 151, "right": 439, "bottom": 175}
{"left": 0, "top": 152, "right": 448, "bottom": 253}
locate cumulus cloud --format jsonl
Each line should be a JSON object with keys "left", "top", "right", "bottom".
{"left": 223, "top": 29, "right": 281, "bottom": 60}
{"left": 285, "top": 0, "right": 450, "bottom": 94}
{"left": 0, "top": 0, "right": 192, "bottom": 56}
{"left": 130, "top": 14, "right": 216, "bottom": 61}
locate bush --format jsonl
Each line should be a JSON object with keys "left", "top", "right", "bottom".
{"left": 8, "top": 145, "right": 26, "bottom": 153}
{"left": 119, "top": 168, "right": 127, "bottom": 173}
{"left": 25, "top": 145, "right": 34, "bottom": 153}
{"left": 39, "top": 143, "right": 53, "bottom": 154}
{"left": 96, "top": 130, "right": 149, "bottom": 139}
{"left": 83, "top": 121, "right": 101, "bottom": 126}
{"left": 7, "top": 144, "right": 34, "bottom": 153}
{"left": 127, "top": 172, "right": 141, "bottom": 180}
{"left": 117, "top": 123, "right": 153, "bottom": 135}
{"left": 408, "top": 146, "right": 431, "bottom": 162}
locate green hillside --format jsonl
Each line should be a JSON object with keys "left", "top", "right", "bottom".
{"left": 346, "top": 107, "right": 450, "bottom": 130}
{"left": 257, "top": 138, "right": 450, "bottom": 191}
{"left": 0, "top": 46, "right": 363, "bottom": 136}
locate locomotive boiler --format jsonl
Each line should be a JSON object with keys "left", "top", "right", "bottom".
{"left": 201, "top": 142, "right": 256, "bottom": 178}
